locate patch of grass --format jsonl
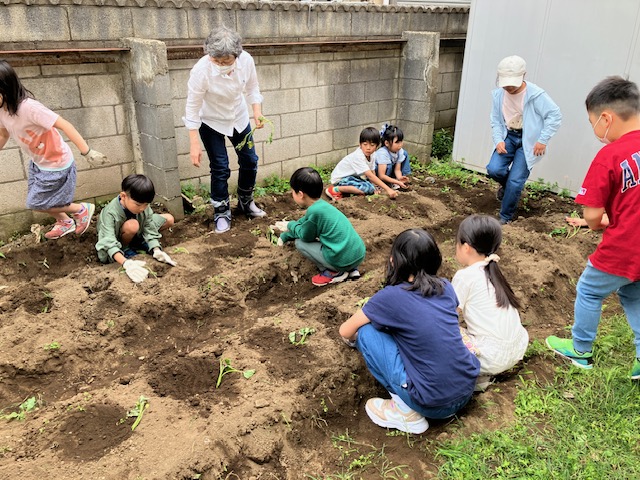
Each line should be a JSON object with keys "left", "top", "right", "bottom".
{"left": 411, "top": 156, "right": 483, "bottom": 188}
{"left": 306, "top": 430, "right": 409, "bottom": 479}
{"left": 436, "top": 313, "right": 640, "bottom": 479}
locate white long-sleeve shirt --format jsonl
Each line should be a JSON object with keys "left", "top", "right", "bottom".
{"left": 183, "top": 51, "right": 263, "bottom": 136}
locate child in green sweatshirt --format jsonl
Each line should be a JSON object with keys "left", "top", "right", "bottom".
{"left": 274, "top": 167, "right": 366, "bottom": 287}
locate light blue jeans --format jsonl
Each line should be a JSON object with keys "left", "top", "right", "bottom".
{"left": 356, "top": 324, "right": 472, "bottom": 419}
{"left": 486, "top": 130, "right": 531, "bottom": 222}
{"left": 573, "top": 261, "right": 640, "bottom": 357}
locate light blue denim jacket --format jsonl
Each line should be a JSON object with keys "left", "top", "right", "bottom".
{"left": 490, "top": 81, "right": 562, "bottom": 170}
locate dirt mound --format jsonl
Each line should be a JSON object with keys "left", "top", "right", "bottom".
{"left": 0, "top": 174, "right": 599, "bottom": 479}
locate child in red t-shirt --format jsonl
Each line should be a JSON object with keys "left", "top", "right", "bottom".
{"left": 546, "top": 76, "right": 640, "bottom": 380}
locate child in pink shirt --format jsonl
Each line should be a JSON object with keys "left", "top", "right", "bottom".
{"left": 0, "top": 60, "right": 107, "bottom": 239}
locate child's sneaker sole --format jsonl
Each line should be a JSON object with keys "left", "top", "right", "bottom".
{"left": 312, "top": 271, "right": 348, "bottom": 287}
{"left": 365, "top": 398, "right": 429, "bottom": 434}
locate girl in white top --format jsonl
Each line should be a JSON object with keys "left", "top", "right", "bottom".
{"left": 452, "top": 215, "right": 529, "bottom": 389}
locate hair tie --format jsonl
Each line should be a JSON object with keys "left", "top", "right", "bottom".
{"left": 380, "top": 123, "right": 389, "bottom": 137}
{"left": 486, "top": 254, "right": 500, "bottom": 263}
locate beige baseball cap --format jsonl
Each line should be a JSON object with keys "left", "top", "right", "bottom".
{"left": 497, "top": 55, "right": 526, "bottom": 88}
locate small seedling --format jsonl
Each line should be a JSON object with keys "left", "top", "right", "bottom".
{"left": 549, "top": 227, "right": 568, "bottom": 238}
{"left": 235, "top": 116, "right": 275, "bottom": 151}
{"left": 0, "top": 252, "right": 5, "bottom": 259}
{"left": 39, "top": 258, "right": 49, "bottom": 269}
{"left": 0, "top": 396, "right": 38, "bottom": 421}
{"left": 44, "top": 342, "right": 60, "bottom": 351}
{"left": 250, "top": 227, "right": 262, "bottom": 237}
{"left": 289, "top": 327, "right": 315, "bottom": 346}
{"left": 172, "top": 247, "right": 190, "bottom": 254}
{"left": 355, "top": 297, "right": 370, "bottom": 309}
{"left": 215, "top": 358, "right": 256, "bottom": 388}
{"left": 126, "top": 396, "right": 149, "bottom": 431}
{"left": 266, "top": 226, "right": 280, "bottom": 246}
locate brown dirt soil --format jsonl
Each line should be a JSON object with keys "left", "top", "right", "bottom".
{"left": 0, "top": 174, "right": 602, "bottom": 479}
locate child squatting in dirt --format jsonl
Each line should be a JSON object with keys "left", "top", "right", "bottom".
{"left": 339, "top": 229, "right": 480, "bottom": 434}
{"left": 374, "top": 123, "right": 411, "bottom": 190}
{"left": 0, "top": 60, "right": 107, "bottom": 240}
{"left": 272, "top": 167, "right": 366, "bottom": 287}
{"left": 325, "top": 127, "right": 399, "bottom": 202}
{"left": 95, "top": 174, "right": 176, "bottom": 284}
{"left": 546, "top": 76, "right": 640, "bottom": 380}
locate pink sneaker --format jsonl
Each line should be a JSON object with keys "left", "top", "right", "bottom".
{"left": 73, "top": 202, "right": 95, "bottom": 235}
{"left": 45, "top": 220, "right": 76, "bottom": 240}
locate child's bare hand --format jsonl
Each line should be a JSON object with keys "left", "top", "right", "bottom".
{"left": 387, "top": 189, "right": 399, "bottom": 199}
{"left": 397, "top": 181, "right": 407, "bottom": 189}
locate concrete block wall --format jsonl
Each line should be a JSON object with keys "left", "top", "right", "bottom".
{"left": 0, "top": 63, "right": 134, "bottom": 237}
{"left": 434, "top": 41, "right": 464, "bottom": 130}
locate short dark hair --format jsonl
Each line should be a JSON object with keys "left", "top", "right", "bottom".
{"left": 456, "top": 215, "right": 520, "bottom": 309}
{"left": 386, "top": 228, "right": 445, "bottom": 297}
{"left": 121, "top": 174, "right": 155, "bottom": 204}
{"left": 381, "top": 124, "right": 404, "bottom": 145}
{"left": 289, "top": 167, "right": 323, "bottom": 199}
{"left": 585, "top": 76, "right": 640, "bottom": 120}
{"left": 0, "top": 59, "right": 33, "bottom": 115}
{"left": 359, "top": 127, "right": 381, "bottom": 146}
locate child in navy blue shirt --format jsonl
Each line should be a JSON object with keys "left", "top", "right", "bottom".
{"left": 339, "top": 229, "right": 480, "bottom": 434}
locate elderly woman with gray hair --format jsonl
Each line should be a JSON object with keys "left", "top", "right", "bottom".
{"left": 183, "top": 27, "right": 266, "bottom": 234}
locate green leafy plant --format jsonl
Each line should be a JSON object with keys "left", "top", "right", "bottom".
{"left": 127, "top": 396, "right": 149, "bottom": 431}
{"left": 44, "top": 341, "right": 60, "bottom": 351}
{"left": 250, "top": 227, "right": 262, "bottom": 237}
{"left": 266, "top": 226, "right": 280, "bottom": 246}
{"left": 431, "top": 128, "right": 454, "bottom": 159}
{"left": 215, "top": 358, "right": 256, "bottom": 388}
{"left": 172, "top": 247, "right": 189, "bottom": 254}
{"left": 289, "top": 327, "right": 316, "bottom": 346}
{"left": 0, "top": 396, "right": 38, "bottom": 421}
{"left": 254, "top": 174, "right": 291, "bottom": 197}
{"left": 235, "top": 116, "right": 275, "bottom": 151}
{"left": 355, "top": 297, "right": 370, "bottom": 309}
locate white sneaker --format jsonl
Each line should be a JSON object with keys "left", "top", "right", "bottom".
{"left": 214, "top": 216, "right": 231, "bottom": 234}
{"left": 365, "top": 398, "right": 429, "bottom": 434}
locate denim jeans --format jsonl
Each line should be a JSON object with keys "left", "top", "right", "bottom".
{"left": 573, "top": 261, "right": 640, "bottom": 357}
{"left": 199, "top": 123, "right": 259, "bottom": 202}
{"left": 382, "top": 150, "right": 412, "bottom": 178}
{"left": 486, "top": 130, "right": 531, "bottom": 222}
{"left": 356, "top": 324, "right": 472, "bottom": 419}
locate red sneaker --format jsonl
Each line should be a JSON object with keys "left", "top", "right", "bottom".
{"left": 312, "top": 270, "right": 348, "bottom": 287}
{"left": 325, "top": 186, "right": 343, "bottom": 202}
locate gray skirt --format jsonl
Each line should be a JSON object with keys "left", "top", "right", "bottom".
{"left": 26, "top": 161, "right": 77, "bottom": 210}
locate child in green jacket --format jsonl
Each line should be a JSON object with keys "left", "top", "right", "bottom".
{"left": 274, "top": 167, "right": 365, "bottom": 287}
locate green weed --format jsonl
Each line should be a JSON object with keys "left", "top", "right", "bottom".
{"left": 44, "top": 341, "right": 61, "bottom": 351}
{"left": 235, "top": 116, "right": 275, "bottom": 151}
{"left": 254, "top": 174, "right": 290, "bottom": 197}
{"left": 431, "top": 128, "right": 454, "bottom": 159}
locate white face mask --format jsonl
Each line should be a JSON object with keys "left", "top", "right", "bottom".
{"left": 214, "top": 62, "right": 235, "bottom": 76}
{"left": 592, "top": 114, "right": 611, "bottom": 145}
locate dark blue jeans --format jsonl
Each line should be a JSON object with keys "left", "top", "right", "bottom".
{"left": 199, "top": 123, "right": 259, "bottom": 202}
{"left": 486, "top": 130, "right": 531, "bottom": 222}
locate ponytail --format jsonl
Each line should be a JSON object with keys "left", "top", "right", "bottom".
{"left": 485, "top": 260, "right": 521, "bottom": 310}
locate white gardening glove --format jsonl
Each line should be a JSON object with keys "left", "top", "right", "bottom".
{"left": 273, "top": 221, "right": 289, "bottom": 232}
{"left": 82, "top": 148, "right": 109, "bottom": 167}
{"left": 276, "top": 237, "right": 284, "bottom": 247}
{"left": 123, "top": 259, "right": 149, "bottom": 283}
{"left": 153, "top": 248, "right": 177, "bottom": 266}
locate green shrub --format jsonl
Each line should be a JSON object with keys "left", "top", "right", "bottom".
{"left": 431, "top": 128, "right": 454, "bottom": 159}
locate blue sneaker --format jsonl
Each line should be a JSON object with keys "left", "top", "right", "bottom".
{"left": 631, "top": 358, "right": 640, "bottom": 380}
{"left": 545, "top": 336, "right": 593, "bottom": 369}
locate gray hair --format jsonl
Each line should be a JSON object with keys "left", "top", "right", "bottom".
{"left": 204, "top": 27, "right": 243, "bottom": 58}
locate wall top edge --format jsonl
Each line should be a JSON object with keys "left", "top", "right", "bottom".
{"left": 0, "top": 0, "right": 469, "bottom": 12}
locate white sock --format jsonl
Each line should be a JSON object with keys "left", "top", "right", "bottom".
{"left": 390, "top": 393, "right": 412, "bottom": 413}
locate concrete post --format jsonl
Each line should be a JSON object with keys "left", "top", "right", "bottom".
{"left": 121, "top": 38, "right": 184, "bottom": 220}
{"left": 398, "top": 31, "right": 440, "bottom": 162}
